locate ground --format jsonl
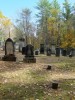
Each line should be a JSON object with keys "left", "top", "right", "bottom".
{"left": 0, "top": 50, "right": 75, "bottom": 100}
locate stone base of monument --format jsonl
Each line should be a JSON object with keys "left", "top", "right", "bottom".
{"left": 2, "top": 54, "right": 16, "bottom": 61}
{"left": 23, "top": 57, "right": 36, "bottom": 63}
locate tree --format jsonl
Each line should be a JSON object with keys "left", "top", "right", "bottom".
{"left": 47, "top": 0, "right": 61, "bottom": 46}
{"left": 60, "top": 0, "right": 75, "bottom": 49}
{"left": 16, "top": 8, "right": 32, "bottom": 44}
{"left": 0, "top": 11, "right": 12, "bottom": 40}
{"left": 36, "top": 0, "right": 51, "bottom": 48}
{"left": 16, "top": 8, "right": 37, "bottom": 48}
{"left": 61, "top": 32, "right": 75, "bottom": 49}
{"left": 62, "top": 0, "right": 73, "bottom": 32}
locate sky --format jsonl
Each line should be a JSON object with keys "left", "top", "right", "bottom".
{"left": 0, "top": 0, "right": 75, "bottom": 24}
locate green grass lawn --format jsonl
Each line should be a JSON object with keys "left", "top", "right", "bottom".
{"left": 0, "top": 55, "right": 75, "bottom": 100}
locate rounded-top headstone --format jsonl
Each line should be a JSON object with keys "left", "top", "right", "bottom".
{"left": 5, "top": 38, "right": 14, "bottom": 55}
{"left": 2, "top": 38, "right": 16, "bottom": 61}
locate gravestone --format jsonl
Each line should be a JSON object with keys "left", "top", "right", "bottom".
{"left": 22, "top": 47, "right": 26, "bottom": 55}
{"left": 51, "top": 44, "right": 56, "bottom": 54}
{"left": 46, "top": 48, "right": 51, "bottom": 56}
{"left": 46, "top": 65, "right": 52, "bottom": 70}
{"left": 62, "top": 49, "right": 67, "bottom": 56}
{"left": 22, "top": 44, "right": 36, "bottom": 63}
{"left": 15, "top": 42, "right": 19, "bottom": 51}
{"left": 52, "top": 80, "right": 58, "bottom": 89}
{"left": 72, "top": 49, "right": 75, "bottom": 56}
{"left": 19, "top": 38, "right": 25, "bottom": 52}
{"left": 55, "top": 47, "right": 60, "bottom": 57}
{"left": 35, "top": 50, "right": 39, "bottom": 55}
{"left": 2, "top": 38, "right": 16, "bottom": 61}
{"left": 40, "top": 44, "right": 44, "bottom": 54}
{"left": 69, "top": 51, "right": 73, "bottom": 57}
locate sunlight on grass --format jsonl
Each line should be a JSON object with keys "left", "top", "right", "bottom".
{"left": 0, "top": 68, "right": 35, "bottom": 84}
{"left": 0, "top": 56, "right": 75, "bottom": 99}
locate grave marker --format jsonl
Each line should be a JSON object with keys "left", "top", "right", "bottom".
{"left": 46, "top": 48, "right": 51, "bottom": 56}
{"left": 52, "top": 81, "right": 58, "bottom": 89}
{"left": 19, "top": 38, "right": 25, "bottom": 52}
{"left": 56, "top": 47, "right": 60, "bottom": 57}
{"left": 40, "top": 44, "right": 44, "bottom": 54}
{"left": 2, "top": 38, "right": 16, "bottom": 61}
{"left": 22, "top": 44, "right": 36, "bottom": 63}
{"left": 35, "top": 50, "right": 39, "bottom": 55}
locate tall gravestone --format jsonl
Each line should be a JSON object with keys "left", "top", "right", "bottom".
{"left": 40, "top": 44, "right": 44, "bottom": 54}
{"left": 55, "top": 47, "right": 60, "bottom": 57}
{"left": 22, "top": 44, "right": 36, "bottom": 63}
{"left": 2, "top": 38, "right": 16, "bottom": 61}
{"left": 19, "top": 38, "right": 25, "bottom": 52}
{"left": 51, "top": 44, "right": 56, "bottom": 54}
{"left": 62, "top": 49, "right": 67, "bottom": 56}
{"left": 72, "top": 49, "right": 75, "bottom": 56}
{"left": 46, "top": 48, "right": 51, "bottom": 56}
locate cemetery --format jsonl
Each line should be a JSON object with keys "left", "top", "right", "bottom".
{"left": 0, "top": 42, "right": 75, "bottom": 99}
{"left": 0, "top": 0, "right": 75, "bottom": 100}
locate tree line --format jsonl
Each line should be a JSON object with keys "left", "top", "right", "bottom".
{"left": 0, "top": 0, "right": 75, "bottom": 50}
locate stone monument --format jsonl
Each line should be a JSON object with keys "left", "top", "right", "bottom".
{"left": 22, "top": 44, "right": 36, "bottom": 63}
{"left": 19, "top": 38, "right": 25, "bottom": 52}
{"left": 46, "top": 48, "right": 51, "bottom": 56}
{"left": 55, "top": 47, "right": 60, "bottom": 57}
{"left": 40, "top": 44, "right": 44, "bottom": 54}
{"left": 2, "top": 38, "right": 16, "bottom": 61}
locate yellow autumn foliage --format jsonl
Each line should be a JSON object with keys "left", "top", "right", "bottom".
{"left": 50, "top": 9, "right": 60, "bottom": 17}
{"left": 0, "top": 11, "right": 5, "bottom": 18}
{"left": 61, "top": 33, "right": 75, "bottom": 48}
{"left": 2, "top": 18, "right": 12, "bottom": 27}
{"left": 0, "top": 11, "right": 12, "bottom": 27}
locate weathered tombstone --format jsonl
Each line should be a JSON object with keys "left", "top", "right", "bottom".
{"left": 2, "top": 38, "right": 16, "bottom": 61}
{"left": 22, "top": 47, "right": 26, "bottom": 55}
{"left": 14, "top": 42, "right": 19, "bottom": 51}
{"left": 19, "top": 38, "right": 25, "bottom": 52}
{"left": 69, "top": 51, "right": 73, "bottom": 57}
{"left": 60, "top": 48, "right": 62, "bottom": 56}
{"left": 62, "top": 49, "right": 67, "bottom": 56}
{"left": 46, "top": 65, "right": 52, "bottom": 70}
{"left": 46, "top": 48, "right": 51, "bottom": 56}
{"left": 51, "top": 44, "right": 56, "bottom": 54}
{"left": 72, "top": 49, "right": 75, "bottom": 56}
{"left": 55, "top": 47, "right": 60, "bottom": 57}
{"left": 52, "top": 81, "right": 58, "bottom": 89}
{"left": 35, "top": 50, "right": 39, "bottom": 55}
{"left": 67, "top": 48, "right": 71, "bottom": 55}
{"left": 22, "top": 44, "right": 36, "bottom": 63}
{"left": 40, "top": 44, "right": 44, "bottom": 54}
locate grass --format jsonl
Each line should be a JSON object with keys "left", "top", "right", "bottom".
{"left": 0, "top": 55, "right": 75, "bottom": 100}
{"left": 0, "top": 80, "right": 75, "bottom": 100}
